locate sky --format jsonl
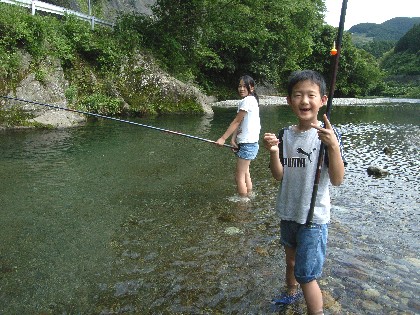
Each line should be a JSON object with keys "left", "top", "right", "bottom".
{"left": 324, "top": 0, "right": 419, "bottom": 30}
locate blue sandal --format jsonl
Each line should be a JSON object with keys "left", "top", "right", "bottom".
{"left": 271, "top": 290, "right": 303, "bottom": 305}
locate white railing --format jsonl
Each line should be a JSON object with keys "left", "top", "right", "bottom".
{"left": 0, "top": 0, "right": 114, "bottom": 29}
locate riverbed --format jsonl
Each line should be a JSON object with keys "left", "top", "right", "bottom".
{"left": 0, "top": 101, "right": 419, "bottom": 314}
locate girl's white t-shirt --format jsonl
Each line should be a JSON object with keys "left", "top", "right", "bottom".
{"left": 236, "top": 95, "right": 260, "bottom": 144}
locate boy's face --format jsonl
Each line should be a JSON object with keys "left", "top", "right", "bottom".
{"left": 287, "top": 80, "right": 327, "bottom": 124}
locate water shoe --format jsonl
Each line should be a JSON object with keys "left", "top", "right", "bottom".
{"left": 271, "top": 290, "right": 303, "bottom": 305}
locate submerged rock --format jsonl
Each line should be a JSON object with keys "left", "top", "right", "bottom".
{"left": 383, "top": 146, "right": 393, "bottom": 155}
{"left": 224, "top": 227, "right": 243, "bottom": 235}
{"left": 367, "top": 166, "right": 389, "bottom": 177}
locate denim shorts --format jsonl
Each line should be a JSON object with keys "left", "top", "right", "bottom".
{"left": 280, "top": 220, "right": 328, "bottom": 284}
{"left": 236, "top": 142, "right": 259, "bottom": 160}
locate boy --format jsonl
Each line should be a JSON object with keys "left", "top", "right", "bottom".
{"left": 263, "top": 70, "right": 345, "bottom": 315}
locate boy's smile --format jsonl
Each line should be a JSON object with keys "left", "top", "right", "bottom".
{"left": 287, "top": 80, "right": 327, "bottom": 129}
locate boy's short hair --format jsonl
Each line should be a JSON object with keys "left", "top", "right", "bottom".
{"left": 287, "top": 70, "right": 327, "bottom": 97}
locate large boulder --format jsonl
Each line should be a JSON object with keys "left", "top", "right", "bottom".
{"left": 4, "top": 54, "right": 84, "bottom": 128}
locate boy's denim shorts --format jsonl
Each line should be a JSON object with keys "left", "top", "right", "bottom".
{"left": 280, "top": 220, "right": 328, "bottom": 284}
{"left": 236, "top": 142, "right": 259, "bottom": 160}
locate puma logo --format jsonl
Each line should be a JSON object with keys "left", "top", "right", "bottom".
{"left": 297, "top": 148, "right": 316, "bottom": 163}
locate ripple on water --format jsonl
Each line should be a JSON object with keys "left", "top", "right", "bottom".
{"left": 1, "top": 104, "right": 419, "bottom": 314}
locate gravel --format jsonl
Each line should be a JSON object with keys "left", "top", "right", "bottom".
{"left": 212, "top": 96, "right": 420, "bottom": 107}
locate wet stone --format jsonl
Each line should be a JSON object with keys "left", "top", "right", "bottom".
{"left": 361, "top": 300, "right": 383, "bottom": 312}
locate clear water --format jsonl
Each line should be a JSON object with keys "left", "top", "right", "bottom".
{"left": 0, "top": 103, "right": 419, "bottom": 314}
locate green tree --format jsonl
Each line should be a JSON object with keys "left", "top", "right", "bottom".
{"left": 380, "top": 24, "right": 420, "bottom": 76}
{"left": 338, "top": 46, "right": 384, "bottom": 97}
{"left": 395, "top": 23, "right": 420, "bottom": 53}
{"left": 129, "top": 0, "right": 325, "bottom": 96}
{"left": 359, "top": 40, "right": 395, "bottom": 58}
{"left": 299, "top": 25, "right": 384, "bottom": 97}
{"left": 119, "top": 0, "right": 206, "bottom": 80}
{"left": 202, "top": 0, "right": 325, "bottom": 88}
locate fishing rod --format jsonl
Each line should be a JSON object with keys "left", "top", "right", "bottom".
{"left": 0, "top": 95, "right": 234, "bottom": 149}
{"left": 306, "top": 0, "right": 348, "bottom": 226}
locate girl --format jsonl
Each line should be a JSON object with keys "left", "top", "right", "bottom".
{"left": 216, "top": 75, "right": 261, "bottom": 201}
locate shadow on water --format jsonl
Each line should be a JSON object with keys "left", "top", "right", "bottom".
{"left": 0, "top": 103, "right": 419, "bottom": 314}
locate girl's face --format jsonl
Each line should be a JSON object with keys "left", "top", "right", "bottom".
{"left": 238, "top": 79, "right": 253, "bottom": 98}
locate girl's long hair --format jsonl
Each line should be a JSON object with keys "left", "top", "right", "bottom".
{"left": 240, "top": 75, "right": 259, "bottom": 105}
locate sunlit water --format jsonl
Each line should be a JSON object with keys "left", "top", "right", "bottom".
{"left": 0, "top": 102, "right": 419, "bottom": 314}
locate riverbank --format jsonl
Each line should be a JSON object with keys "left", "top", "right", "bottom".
{"left": 2, "top": 104, "right": 418, "bottom": 314}
{"left": 213, "top": 96, "right": 420, "bottom": 107}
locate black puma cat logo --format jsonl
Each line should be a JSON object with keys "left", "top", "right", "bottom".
{"left": 297, "top": 148, "right": 316, "bottom": 163}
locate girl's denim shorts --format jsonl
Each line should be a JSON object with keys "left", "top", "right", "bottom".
{"left": 280, "top": 220, "right": 328, "bottom": 284}
{"left": 236, "top": 142, "right": 259, "bottom": 160}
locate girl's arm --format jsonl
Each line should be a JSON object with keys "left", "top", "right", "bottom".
{"left": 263, "top": 133, "right": 283, "bottom": 181}
{"left": 231, "top": 129, "right": 238, "bottom": 147}
{"left": 216, "top": 110, "right": 247, "bottom": 146}
{"left": 312, "top": 114, "right": 345, "bottom": 186}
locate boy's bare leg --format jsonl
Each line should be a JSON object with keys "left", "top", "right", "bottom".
{"left": 284, "top": 246, "right": 299, "bottom": 293}
{"left": 301, "top": 280, "right": 323, "bottom": 314}
{"left": 285, "top": 245, "right": 323, "bottom": 314}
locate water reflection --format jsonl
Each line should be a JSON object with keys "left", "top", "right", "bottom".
{"left": 0, "top": 103, "right": 419, "bottom": 314}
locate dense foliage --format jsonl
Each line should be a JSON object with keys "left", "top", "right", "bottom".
{"left": 349, "top": 17, "right": 420, "bottom": 41}
{"left": 382, "top": 23, "right": 420, "bottom": 76}
{"left": 299, "top": 27, "right": 384, "bottom": 97}
{"left": 120, "top": 0, "right": 387, "bottom": 98}
{"left": 356, "top": 40, "right": 395, "bottom": 59}
{"left": 1, "top": 0, "right": 417, "bottom": 108}
{"left": 349, "top": 17, "right": 420, "bottom": 79}
{"left": 0, "top": 4, "right": 134, "bottom": 89}
{"left": 378, "top": 24, "right": 420, "bottom": 97}
{"left": 117, "top": 0, "right": 321, "bottom": 95}
{"left": 394, "top": 24, "right": 420, "bottom": 54}
{"left": 0, "top": 4, "right": 204, "bottom": 116}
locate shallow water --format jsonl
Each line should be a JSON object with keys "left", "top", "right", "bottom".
{"left": 0, "top": 103, "right": 419, "bottom": 314}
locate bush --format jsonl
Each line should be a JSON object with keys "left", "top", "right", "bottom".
{"left": 78, "top": 93, "right": 124, "bottom": 115}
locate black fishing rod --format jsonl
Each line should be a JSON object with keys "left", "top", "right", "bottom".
{"left": 306, "top": 0, "right": 348, "bottom": 226}
{"left": 1, "top": 95, "right": 234, "bottom": 149}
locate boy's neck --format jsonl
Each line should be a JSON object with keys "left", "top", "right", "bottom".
{"left": 295, "top": 120, "right": 319, "bottom": 132}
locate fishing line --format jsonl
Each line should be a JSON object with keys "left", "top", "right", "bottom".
{"left": 0, "top": 95, "right": 234, "bottom": 149}
{"left": 306, "top": 0, "right": 348, "bottom": 226}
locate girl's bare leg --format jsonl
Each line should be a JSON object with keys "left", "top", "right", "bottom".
{"left": 235, "top": 158, "right": 251, "bottom": 197}
{"left": 245, "top": 165, "right": 252, "bottom": 194}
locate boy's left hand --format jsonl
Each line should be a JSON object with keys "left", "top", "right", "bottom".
{"left": 311, "top": 114, "right": 339, "bottom": 148}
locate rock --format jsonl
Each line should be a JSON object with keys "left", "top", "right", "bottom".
{"left": 322, "top": 290, "right": 342, "bottom": 314}
{"left": 101, "top": 0, "right": 155, "bottom": 20}
{"left": 404, "top": 257, "right": 420, "bottom": 268}
{"left": 5, "top": 54, "right": 85, "bottom": 128}
{"left": 255, "top": 246, "right": 269, "bottom": 257}
{"left": 361, "top": 300, "right": 383, "bottom": 312}
{"left": 367, "top": 166, "right": 389, "bottom": 177}
{"left": 383, "top": 146, "right": 393, "bottom": 155}
{"left": 212, "top": 96, "right": 411, "bottom": 107}
{"left": 29, "top": 110, "right": 85, "bottom": 128}
{"left": 2, "top": 51, "right": 213, "bottom": 129}
{"left": 363, "top": 288, "right": 381, "bottom": 298}
{"left": 224, "top": 227, "right": 243, "bottom": 235}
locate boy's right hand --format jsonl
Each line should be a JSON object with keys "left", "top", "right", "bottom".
{"left": 263, "top": 133, "right": 280, "bottom": 152}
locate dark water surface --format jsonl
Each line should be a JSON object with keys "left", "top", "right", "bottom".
{"left": 0, "top": 103, "right": 419, "bottom": 314}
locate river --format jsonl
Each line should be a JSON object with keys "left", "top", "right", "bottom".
{"left": 0, "top": 101, "right": 419, "bottom": 314}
